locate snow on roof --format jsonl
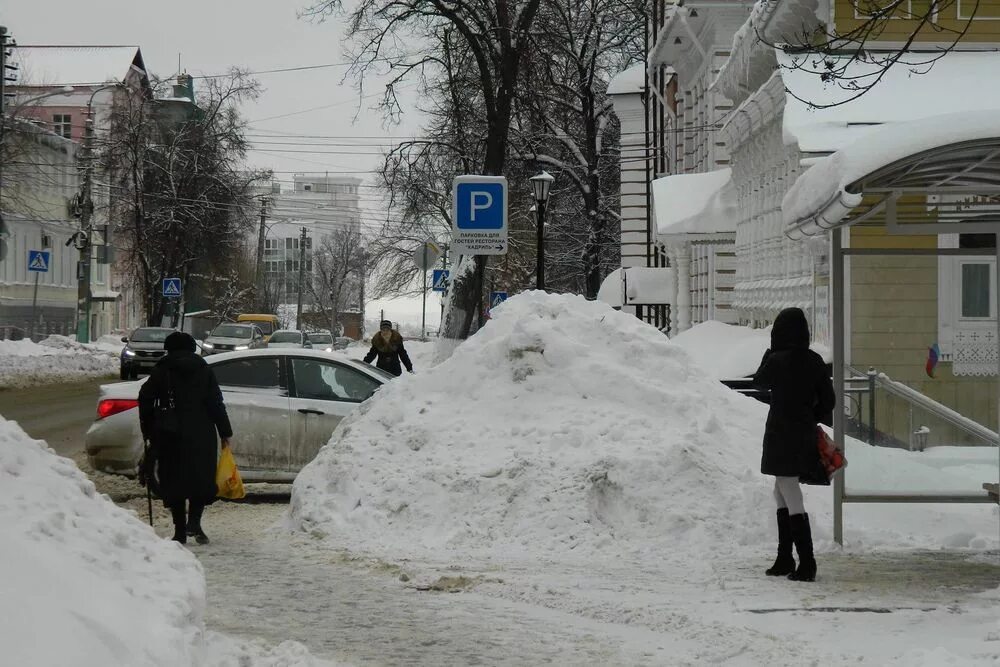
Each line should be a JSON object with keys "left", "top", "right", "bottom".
{"left": 780, "top": 50, "right": 1000, "bottom": 153}
{"left": 652, "top": 168, "right": 736, "bottom": 237}
{"left": 596, "top": 268, "right": 624, "bottom": 307}
{"left": 607, "top": 64, "right": 648, "bottom": 96}
{"left": 12, "top": 46, "right": 142, "bottom": 87}
{"left": 624, "top": 267, "right": 675, "bottom": 305}
{"left": 782, "top": 110, "right": 1000, "bottom": 236}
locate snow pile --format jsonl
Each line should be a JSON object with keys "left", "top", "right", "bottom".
{"left": 671, "top": 320, "right": 830, "bottom": 379}
{"left": 0, "top": 335, "right": 119, "bottom": 388}
{"left": 0, "top": 415, "right": 205, "bottom": 666}
{"left": 291, "top": 292, "right": 771, "bottom": 562}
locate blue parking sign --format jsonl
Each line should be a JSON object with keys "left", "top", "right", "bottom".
{"left": 452, "top": 175, "right": 508, "bottom": 256}
{"left": 432, "top": 269, "right": 449, "bottom": 293}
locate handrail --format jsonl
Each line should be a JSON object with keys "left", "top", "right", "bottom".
{"left": 849, "top": 365, "right": 998, "bottom": 445}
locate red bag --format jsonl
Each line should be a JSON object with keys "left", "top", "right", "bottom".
{"left": 817, "top": 427, "right": 847, "bottom": 481}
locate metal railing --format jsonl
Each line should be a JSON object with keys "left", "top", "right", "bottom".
{"left": 848, "top": 366, "right": 998, "bottom": 450}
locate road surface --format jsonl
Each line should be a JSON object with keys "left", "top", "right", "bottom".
{"left": 0, "top": 377, "right": 107, "bottom": 456}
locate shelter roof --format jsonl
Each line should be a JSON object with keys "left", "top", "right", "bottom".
{"left": 783, "top": 110, "right": 1000, "bottom": 238}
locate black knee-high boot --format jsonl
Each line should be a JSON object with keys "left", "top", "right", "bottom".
{"left": 187, "top": 502, "right": 209, "bottom": 545}
{"left": 169, "top": 505, "right": 187, "bottom": 543}
{"left": 787, "top": 513, "right": 816, "bottom": 582}
{"left": 766, "top": 508, "right": 795, "bottom": 576}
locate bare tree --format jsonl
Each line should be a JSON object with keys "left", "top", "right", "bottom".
{"left": 307, "top": 227, "right": 368, "bottom": 336}
{"left": 304, "top": 0, "right": 544, "bottom": 341}
{"left": 103, "top": 70, "right": 269, "bottom": 325}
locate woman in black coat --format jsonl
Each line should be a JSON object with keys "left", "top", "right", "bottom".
{"left": 363, "top": 320, "right": 413, "bottom": 377}
{"left": 752, "top": 307, "right": 835, "bottom": 582}
{"left": 139, "top": 331, "right": 232, "bottom": 545}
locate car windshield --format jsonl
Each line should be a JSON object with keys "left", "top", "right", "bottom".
{"left": 212, "top": 325, "right": 253, "bottom": 339}
{"left": 130, "top": 328, "right": 171, "bottom": 343}
{"left": 269, "top": 332, "right": 302, "bottom": 344}
{"left": 244, "top": 320, "right": 274, "bottom": 335}
{"left": 309, "top": 334, "right": 332, "bottom": 344}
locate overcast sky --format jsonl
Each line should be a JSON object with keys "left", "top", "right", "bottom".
{"left": 4, "top": 0, "right": 441, "bottom": 328}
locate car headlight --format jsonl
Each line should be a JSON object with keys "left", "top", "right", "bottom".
{"left": 234, "top": 345, "right": 249, "bottom": 351}
{"left": 325, "top": 347, "right": 333, "bottom": 353}
{"left": 124, "top": 349, "right": 136, "bottom": 357}
{"left": 202, "top": 342, "right": 214, "bottom": 349}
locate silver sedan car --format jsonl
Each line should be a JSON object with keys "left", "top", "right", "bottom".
{"left": 85, "top": 348, "right": 393, "bottom": 482}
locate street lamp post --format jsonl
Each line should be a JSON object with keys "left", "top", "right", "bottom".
{"left": 529, "top": 171, "right": 555, "bottom": 291}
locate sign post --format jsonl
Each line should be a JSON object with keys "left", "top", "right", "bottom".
{"left": 27, "top": 250, "right": 50, "bottom": 340}
{"left": 452, "top": 176, "right": 508, "bottom": 256}
{"left": 411, "top": 240, "right": 441, "bottom": 340}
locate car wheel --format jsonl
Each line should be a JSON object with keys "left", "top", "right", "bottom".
{"left": 120, "top": 364, "right": 128, "bottom": 381}
{"left": 128, "top": 367, "right": 139, "bottom": 381}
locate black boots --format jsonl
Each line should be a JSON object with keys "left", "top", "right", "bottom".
{"left": 170, "top": 505, "right": 187, "bottom": 543}
{"left": 787, "top": 513, "right": 816, "bottom": 582}
{"left": 765, "top": 508, "right": 796, "bottom": 576}
{"left": 186, "top": 503, "right": 209, "bottom": 545}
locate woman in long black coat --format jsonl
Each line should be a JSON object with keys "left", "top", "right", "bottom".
{"left": 752, "top": 307, "right": 835, "bottom": 582}
{"left": 139, "top": 331, "right": 232, "bottom": 545}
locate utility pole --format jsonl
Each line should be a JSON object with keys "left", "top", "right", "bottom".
{"left": 359, "top": 247, "right": 367, "bottom": 339}
{"left": 295, "top": 226, "right": 307, "bottom": 330}
{"left": 1, "top": 26, "right": 17, "bottom": 247}
{"left": 254, "top": 196, "right": 268, "bottom": 310}
{"left": 439, "top": 243, "right": 449, "bottom": 327}
{"left": 75, "top": 113, "right": 95, "bottom": 342}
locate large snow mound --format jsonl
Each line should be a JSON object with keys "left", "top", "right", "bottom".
{"left": 0, "top": 415, "right": 206, "bottom": 666}
{"left": 290, "top": 292, "right": 771, "bottom": 562}
{"left": 0, "top": 335, "right": 118, "bottom": 388}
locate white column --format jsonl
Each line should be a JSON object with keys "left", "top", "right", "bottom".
{"left": 675, "top": 244, "right": 692, "bottom": 332}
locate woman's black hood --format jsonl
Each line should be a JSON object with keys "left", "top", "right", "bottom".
{"left": 770, "top": 307, "right": 810, "bottom": 351}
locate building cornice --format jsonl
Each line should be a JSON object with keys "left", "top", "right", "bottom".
{"left": 718, "top": 69, "right": 784, "bottom": 149}
{"left": 712, "top": 0, "right": 827, "bottom": 104}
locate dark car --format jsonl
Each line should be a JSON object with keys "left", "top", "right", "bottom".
{"left": 120, "top": 327, "right": 175, "bottom": 380}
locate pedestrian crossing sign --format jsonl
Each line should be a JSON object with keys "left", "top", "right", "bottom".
{"left": 162, "top": 277, "right": 182, "bottom": 297}
{"left": 28, "top": 250, "right": 50, "bottom": 273}
{"left": 432, "top": 269, "right": 449, "bottom": 293}
{"left": 490, "top": 291, "right": 508, "bottom": 309}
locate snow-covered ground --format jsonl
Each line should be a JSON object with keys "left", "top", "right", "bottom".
{"left": 671, "top": 319, "right": 830, "bottom": 379}
{"left": 0, "top": 415, "right": 338, "bottom": 666}
{"left": 0, "top": 334, "right": 121, "bottom": 388}
{"left": 291, "top": 292, "right": 1000, "bottom": 665}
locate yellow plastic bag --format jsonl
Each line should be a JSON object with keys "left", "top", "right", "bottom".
{"left": 216, "top": 447, "right": 246, "bottom": 500}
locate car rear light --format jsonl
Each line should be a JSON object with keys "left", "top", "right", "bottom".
{"left": 97, "top": 399, "right": 139, "bottom": 420}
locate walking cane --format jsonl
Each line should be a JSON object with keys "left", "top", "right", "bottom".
{"left": 143, "top": 439, "right": 153, "bottom": 527}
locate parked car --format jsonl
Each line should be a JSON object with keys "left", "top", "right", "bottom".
{"left": 200, "top": 323, "right": 265, "bottom": 355}
{"left": 85, "top": 349, "right": 394, "bottom": 480}
{"left": 334, "top": 336, "right": 353, "bottom": 351}
{"left": 267, "top": 330, "right": 312, "bottom": 349}
{"left": 119, "top": 327, "right": 175, "bottom": 380}
{"left": 305, "top": 331, "right": 333, "bottom": 350}
{"left": 236, "top": 313, "right": 281, "bottom": 343}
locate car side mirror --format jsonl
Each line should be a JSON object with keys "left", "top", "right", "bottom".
{"left": 121, "top": 336, "right": 129, "bottom": 343}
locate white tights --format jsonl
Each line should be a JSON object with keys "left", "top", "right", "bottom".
{"left": 773, "top": 476, "right": 805, "bottom": 515}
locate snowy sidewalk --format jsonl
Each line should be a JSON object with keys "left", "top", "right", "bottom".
{"left": 187, "top": 504, "right": 999, "bottom": 666}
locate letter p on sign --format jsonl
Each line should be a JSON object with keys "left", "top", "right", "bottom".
{"left": 470, "top": 191, "right": 493, "bottom": 222}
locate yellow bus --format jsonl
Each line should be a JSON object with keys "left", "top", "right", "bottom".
{"left": 236, "top": 313, "right": 281, "bottom": 342}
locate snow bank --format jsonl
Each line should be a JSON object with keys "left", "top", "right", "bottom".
{"left": 671, "top": 320, "right": 830, "bottom": 379}
{"left": 0, "top": 335, "right": 118, "bottom": 388}
{"left": 291, "top": 292, "right": 770, "bottom": 562}
{"left": 0, "top": 415, "right": 205, "bottom": 666}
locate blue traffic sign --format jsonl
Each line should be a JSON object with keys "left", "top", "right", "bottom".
{"left": 162, "top": 277, "right": 182, "bottom": 297}
{"left": 490, "top": 291, "right": 508, "bottom": 310}
{"left": 452, "top": 175, "right": 508, "bottom": 256}
{"left": 431, "top": 269, "right": 449, "bottom": 293}
{"left": 27, "top": 250, "right": 50, "bottom": 273}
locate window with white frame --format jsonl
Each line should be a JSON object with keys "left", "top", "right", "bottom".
{"left": 938, "top": 233, "right": 998, "bottom": 375}
{"left": 957, "top": 0, "right": 1000, "bottom": 19}
{"left": 52, "top": 114, "right": 72, "bottom": 139}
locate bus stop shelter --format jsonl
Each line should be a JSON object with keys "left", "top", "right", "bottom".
{"left": 783, "top": 110, "right": 1000, "bottom": 544}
